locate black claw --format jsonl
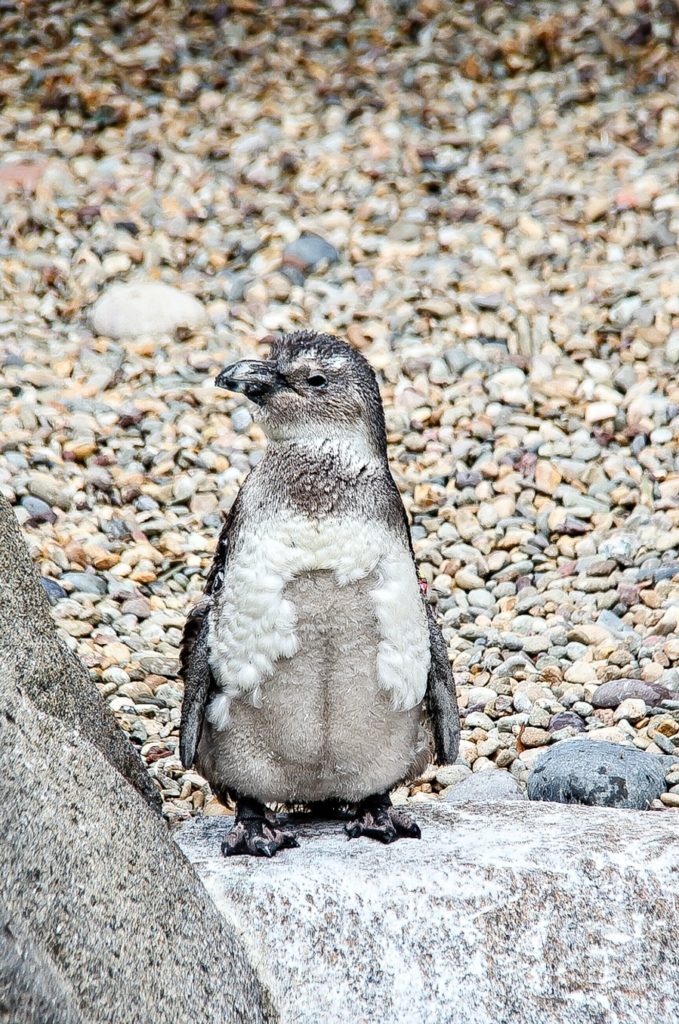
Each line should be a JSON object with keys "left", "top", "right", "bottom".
{"left": 222, "top": 798, "right": 300, "bottom": 858}
{"left": 345, "top": 793, "right": 421, "bottom": 845}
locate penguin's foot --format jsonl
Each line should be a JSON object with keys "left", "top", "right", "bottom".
{"left": 345, "top": 792, "right": 421, "bottom": 844}
{"left": 222, "top": 797, "right": 299, "bottom": 858}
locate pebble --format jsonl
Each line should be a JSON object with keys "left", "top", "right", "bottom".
{"left": 442, "top": 772, "right": 526, "bottom": 804}
{"left": 60, "top": 572, "right": 107, "bottom": 596}
{"left": 91, "top": 282, "right": 207, "bottom": 339}
{"left": 592, "top": 680, "right": 673, "bottom": 710}
{"left": 613, "top": 699, "right": 647, "bottom": 724}
{"left": 282, "top": 233, "right": 340, "bottom": 279}
{"left": 40, "top": 577, "right": 67, "bottom": 605}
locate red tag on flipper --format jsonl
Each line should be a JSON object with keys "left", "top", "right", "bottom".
{"left": 418, "top": 577, "right": 428, "bottom": 596}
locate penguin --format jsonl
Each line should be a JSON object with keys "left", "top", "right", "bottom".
{"left": 179, "top": 330, "right": 459, "bottom": 856}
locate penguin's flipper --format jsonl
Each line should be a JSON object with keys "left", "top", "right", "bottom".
{"left": 179, "top": 598, "right": 213, "bottom": 769}
{"left": 179, "top": 504, "right": 236, "bottom": 769}
{"left": 424, "top": 603, "right": 460, "bottom": 765}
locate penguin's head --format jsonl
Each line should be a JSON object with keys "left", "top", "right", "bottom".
{"left": 215, "top": 330, "right": 387, "bottom": 457}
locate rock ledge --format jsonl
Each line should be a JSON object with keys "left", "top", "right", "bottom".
{"left": 177, "top": 802, "right": 679, "bottom": 1024}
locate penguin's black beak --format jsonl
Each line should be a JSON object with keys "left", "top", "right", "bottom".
{"left": 215, "top": 360, "right": 285, "bottom": 403}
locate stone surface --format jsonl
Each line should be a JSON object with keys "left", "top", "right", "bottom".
{"left": 91, "top": 281, "right": 207, "bottom": 338}
{"left": 0, "top": 917, "right": 85, "bottom": 1024}
{"left": 442, "top": 770, "right": 526, "bottom": 803}
{"left": 1, "top": 679, "right": 270, "bottom": 1024}
{"left": 177, "top": 803, "right": 679, "bottom": 1024}
{"left": 527, "top": 738, "right": 671, "bottom": 809}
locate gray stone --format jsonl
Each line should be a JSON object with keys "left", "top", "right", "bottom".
{"left": 434, "top": 764, "right": 471, "bottom": 787}
{"left": 598, "top": 533, "right": 640, "bottom": 563}
{"left": 0, "top": 916, "right": 85, "bottom": 1024}
{"left": 26, "top": 473, "right": 71, "bottom": 511}
{"left": 91, "top": 281, "right": 207, "bottom": 339}
{"left": 282, "top": 233, "right": 339, "bottom": 276}
{"left": 527, "top": 738, "right": 670, "bottom": 809}
{"left": 442, "top": 770, "right": 526, "bottom": 803}
{"left": 591, "top": 679, "right": 672, "bottom": 709}
{"left": 59, "top": 571, "right": 108, "bottom": 596}
{"left": 177, "top": 803, "right": 679, "bottom": 1024}
{"left": 231, "top": 406, "right": 252, "bottom": 433}
{"left": 20, "top": 495, "right": 56, "bottom": 524}
{"left": 40, "top": 577, "right": 66, "bottom": 605}
{"left": 548, "top": 710, "right": 586, "bottom": 733}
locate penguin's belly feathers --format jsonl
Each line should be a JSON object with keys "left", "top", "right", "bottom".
{"left": 197, "top": 517, "right": 431, "bottom": 804}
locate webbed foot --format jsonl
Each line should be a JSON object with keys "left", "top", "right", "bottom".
{"left": 222, "top": 797, "right": 299, "bottom": 858}
{"left": 345, "top": 792, "right": 421, "bottom": 844}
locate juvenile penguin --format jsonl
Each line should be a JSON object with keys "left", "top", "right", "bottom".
{"left": 180, "top": 330, "right": 459, "bottom": 856}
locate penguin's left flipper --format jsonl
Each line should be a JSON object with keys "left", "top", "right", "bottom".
{"left": 179, "top": 598, "right": 213, "bottom": 769}
{"left": 424, "top": 602, "right": 460, "bottom": 765}
{"left": 179, "top": 504, "right": 236, "bottom": 769}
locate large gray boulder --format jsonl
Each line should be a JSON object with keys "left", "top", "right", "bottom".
{"left": 0, "top": 496, "right": 272, "bottom": 1023}
{"left": 1, "top": 674, "right": 272, "bottom": 1024}
{"left": 177, "top": 802, "right": 679, "bottom": 1024}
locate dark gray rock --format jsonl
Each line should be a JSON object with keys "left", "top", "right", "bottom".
{"left": 548, "top": 710, "right": 586, "bottom": 733}
{"left": 591, "top": 679, "right": 672, "bottom": 709}
{"left": 177, "top": 802, "right": 679, "bottom": 1024}
{"left": 527, "top": 738, "right": 670, "bottom": 809}
{"left": 20, "top": 495, "right": 56, "bottom": 524}
{"left": 442, "top": 770, "right": 526, "bottom": 803}
{"left": 40, "top": 577, "right": 67, "bottom": 605}
{"left": 59, "top": 571, "right": 107, "bottom": 596}
{"left": 282, "top": 233, "right": 339, "bottom": 279}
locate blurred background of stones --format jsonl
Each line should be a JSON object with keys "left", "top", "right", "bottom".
{"left": 1, "top": 0, "right": 679, "bottom": 820}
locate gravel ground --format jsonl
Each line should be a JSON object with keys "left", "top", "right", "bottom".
{"left": 2, "top": 1, "right": 679, "bottom": 822}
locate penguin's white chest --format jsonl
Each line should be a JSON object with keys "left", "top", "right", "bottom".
{"left": 206, "top": 516, "right": 430, "bottom": 729}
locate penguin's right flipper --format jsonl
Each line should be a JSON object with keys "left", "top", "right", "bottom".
{"left": 179, "top": 598, "right": 213, "bottom": 769}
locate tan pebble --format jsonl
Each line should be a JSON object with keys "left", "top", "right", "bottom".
{"left": 130, "top": 569, "right": 157, "bottom": 583}
{"left": 85, "top": 545, "right": 119, "bottom": 570}
{"left": 520, "top": 727, "right": 551, "bottom": 748}
{"left": 613, "top": 699, "right": 646, "bottom": 723}
{"left": 535, "top": 460, "right": 561, "bottom": 493}
{"left": 587, "top": 726, "right": 630, "bottom": 744}
{"left": 659, "top": 793, "right": 679, "bottom": 808}
{"left": 649, "top": 716, "right": 679, "bottom": 738}
{"left": 564, "top": 660, "right": 597, "bottom": 684}
{"left": 203, "top": 798, "right": 232, "bottom": 817}
{"left": 64, "top": 440, "right": 96, "bottom": 461}
{"left": 585, "top": 401, "right": 617, "bottom": 424}
{"left": 102, "top": 642, "right": 131, "bottom": 662}
{"left": 60, "top": 619, "right": 92, "bottom": 637}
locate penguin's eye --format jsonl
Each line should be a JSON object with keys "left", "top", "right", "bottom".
{"left": 307, "top": 373, "right": 327, "bottom": 388}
